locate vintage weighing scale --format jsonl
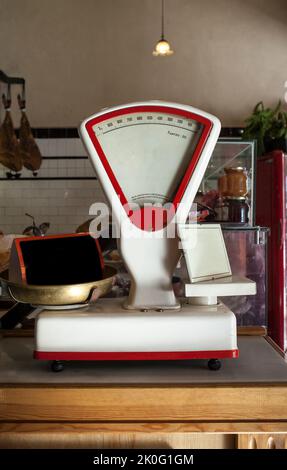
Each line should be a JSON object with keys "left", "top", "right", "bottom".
{"left": 1, "top": 101, "right": 256, "bottom": 371}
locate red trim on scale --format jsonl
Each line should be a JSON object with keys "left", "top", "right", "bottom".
{"left": 34, "top": 349, "right": 238, "bottom": 361}
{"left": 85, "top": 105, "right": 213, "bottom": 231}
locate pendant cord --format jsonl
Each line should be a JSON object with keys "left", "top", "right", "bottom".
{"left": 161, "top": 0, "right": 165, "bottom": 39}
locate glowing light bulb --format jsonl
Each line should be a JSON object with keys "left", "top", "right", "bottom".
{"left": 153, "top": 39, "right": 174, "bottom": 56}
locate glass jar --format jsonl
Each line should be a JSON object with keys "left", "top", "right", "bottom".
{"left": 224, "top": 167, "right": 248, "bottom": 198}
{"left": 227, "top": 197, "right": 249, "bottom": 224}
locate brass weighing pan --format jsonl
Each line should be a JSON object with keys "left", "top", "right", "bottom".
{"left": 0, "top": 265, "right": 116, "bottom": 307}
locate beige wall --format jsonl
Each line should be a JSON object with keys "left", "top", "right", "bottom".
{"left": 1, "top": 0, "right": 287, "bottom": 127}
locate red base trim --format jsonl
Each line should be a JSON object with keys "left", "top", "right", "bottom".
{"left": 34, "top": 349, "right": 239, "bottom": 361}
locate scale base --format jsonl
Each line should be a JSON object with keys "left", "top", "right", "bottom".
{"left": 34, "top": 298, "right": 238, "bottom": 364}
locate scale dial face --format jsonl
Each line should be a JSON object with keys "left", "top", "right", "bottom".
{"left": 85, "top": 105, "right": 213, "bottom": 229}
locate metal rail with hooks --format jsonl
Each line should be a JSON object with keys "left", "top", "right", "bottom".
{"left": 0, "top": 70, "right": 25, "bottom": 102}
{"left": 0, "top": 70, "right": 25, "bottom": 85}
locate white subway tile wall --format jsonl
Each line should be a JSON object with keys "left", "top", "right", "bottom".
{"left": 0, "top": 138, "right": 106, "bottom": 234}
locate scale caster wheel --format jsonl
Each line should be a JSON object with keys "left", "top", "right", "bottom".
{"left": 208, "top": 359, "right": 221, "bottom": 371}
{"left": 51, "top": 360, "right": 65, "bottom": 372}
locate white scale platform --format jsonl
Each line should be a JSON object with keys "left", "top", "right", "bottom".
{"left": 34, "top": 298, "right": 238, "bottom": 361}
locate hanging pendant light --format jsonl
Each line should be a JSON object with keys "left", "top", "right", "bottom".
{"left": 153, "top": 0, "right": 174, "bottom": 56}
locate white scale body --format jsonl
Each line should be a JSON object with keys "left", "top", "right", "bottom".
{"left": 34, "top": 101, "right": 256, "bottom": 365}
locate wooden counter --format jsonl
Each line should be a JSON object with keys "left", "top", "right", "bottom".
{"left": 1, "top": 336, "right": 287, "bottom": 449}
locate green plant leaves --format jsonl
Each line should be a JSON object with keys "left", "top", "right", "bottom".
{"left": 242, "top": 100, "right": 287, "bottom": 155}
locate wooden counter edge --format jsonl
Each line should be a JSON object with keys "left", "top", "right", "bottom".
{"left": 1, "top": 384, "right": 287, "bottom": 422}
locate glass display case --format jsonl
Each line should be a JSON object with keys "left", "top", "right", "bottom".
{"left": 198, "top": 139, "right": 256, "bottom": 226}
{"left": 221, "top": 226, "right": 268, "bottom": 327}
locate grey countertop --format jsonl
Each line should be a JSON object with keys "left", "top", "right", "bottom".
{"left": 0, "top": 336, "right": 287, "bottom": 385}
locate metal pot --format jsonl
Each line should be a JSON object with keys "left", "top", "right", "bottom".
{"left": 0, "top": 265, "right": 116, "bottom": 307}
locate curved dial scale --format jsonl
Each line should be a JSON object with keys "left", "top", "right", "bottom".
{"left": 84, "top": 105, "right": 213, "bottom": 230}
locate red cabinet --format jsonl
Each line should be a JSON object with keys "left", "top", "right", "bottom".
{"left": 256, "top": 151, "right": 287, "bottom": 352}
